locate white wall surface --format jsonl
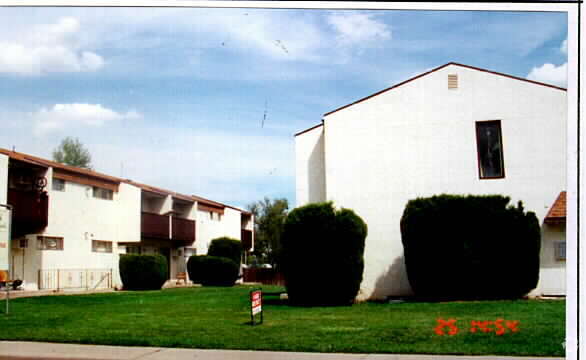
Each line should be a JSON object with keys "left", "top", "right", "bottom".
{"left": 195, "top": 207, "right": 242, "bottom": 256}
{"left": 295, "top": 126, "right": 326, "bottom": 205}
{"left": 299, "top": 64, "right": 566, "bottom": 300}
{"left": 14, "top": 174, "right": 142, "bottom": 288}
{"left": 536, "top": 223, "right": 566, "bottom": 295}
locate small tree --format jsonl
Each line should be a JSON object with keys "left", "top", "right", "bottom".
{"left": 247, "top": 197, "right": 288, "bottom": 266}
{"left": 52, "top": 137, "right": 92, "bottom": 169}
{"left": 207, "top": 237, "right": 242, "bottom": 265}
{"left": 281, "top": 202, "right": 367, "bottom": 306}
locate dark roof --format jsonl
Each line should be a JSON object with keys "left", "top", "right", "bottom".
{"left": 0, "top": 147, "right": 249, "bottom": 214}
{"left": 0, "top": 148, "right": 123, "bottom": 185}
{"left": 294, "top": 123, "right": 323, "bottom": 137}
{"left": 545, "top": 191, "right": 567, "bottom": 224}
{"left": 323, "top": 62, "right": 567, "bottom": 117}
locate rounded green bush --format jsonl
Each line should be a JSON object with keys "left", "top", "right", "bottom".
{"left": 281, "top": 202, "right": 367, "bottom": 306}
{"left": 400, "top": 194, "right": 541, "bottom": 300}
{"left": 187, "top": 255, "right": 239, "bottom": 286}
{"left": 119, "top": 254, "right": 168, "bottom": 290}
{"left": 208, "top": 237, "right": 242, "bottom": 265}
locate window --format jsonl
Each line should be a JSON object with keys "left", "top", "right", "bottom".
{"left": 126, "top": 246, "right": 141, "bottom": 255}
{"left": 555, "top": 241, "right": 566, "bottom": 261}
{"left": 52, "top": 178, "right": 65, "bottom": 191}
{"left": 37, "top": 236, "right": 63, "bottom": 250}
{"left": 209, "top": 212, "right": 222, "bottom": 221}
{"left": 93, "top": 186, "right": 113, "bottom": 200}
{"left": 475, "top": 120, "right": 505, "bottom": 179}
{"left": 92, "top": 240, "right": 113, "bottom": 253}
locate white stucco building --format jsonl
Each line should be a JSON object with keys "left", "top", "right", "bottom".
{"left": 295, "top": 62, "right": 567, "bottom": 300}
{"left": 0, "top": 148, "right": 253, "bottom": 290}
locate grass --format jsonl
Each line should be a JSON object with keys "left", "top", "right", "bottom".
{"left": 0, "top": 286, "right": 565, "bottom": 356}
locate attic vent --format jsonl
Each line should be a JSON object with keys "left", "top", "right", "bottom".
{"left": 448, "top": 74, "right": 458, "bottom": 89}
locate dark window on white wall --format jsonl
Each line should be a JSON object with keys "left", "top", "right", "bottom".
{"left": 93, "top": 186, "right": 113, "bottom": 200}
{"left": 52, "top": 178, "right": 65, "bottom": 191}
{"left": 555, "top": 241, "right": 566, "bottom": 261}
{"left": 126, "top": 246, "right": 141, "bottom": 254}
{"left": 37, "top": 236, "right": 63, "bottom": 250}
{"left": 92, "top": 240, "right": 113, "bottom": 253}
{"left": 475, "top": 120, "right": 505, "bottom": 179}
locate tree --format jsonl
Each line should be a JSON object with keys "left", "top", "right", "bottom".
{"left": 246, "top": 197, "right": 289, "bottom": 267}
{"left": 52, "top": 137, "right": 93, "bottom": 169}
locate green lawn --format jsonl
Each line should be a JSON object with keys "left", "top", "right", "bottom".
{"left": 0, "top": 286, "right": 565, "bottom": 356}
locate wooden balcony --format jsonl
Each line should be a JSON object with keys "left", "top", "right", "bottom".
{"left": 141, "top": 212, "right": 169, "bottom": 239}
{"left": 7, "top": 189, "right": 48, "bottom": 238}
{"left": 241, "top": 229, "right": 253, "bottom": 251}
{"left": 172, "top": 217, "right": 195, "bottom": 243}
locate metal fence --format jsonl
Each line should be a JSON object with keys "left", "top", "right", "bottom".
{"left": 38, "top": 268, "right": 113, "bottom": 290}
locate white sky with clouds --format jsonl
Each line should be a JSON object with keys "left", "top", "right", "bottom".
{"left": 0, "top": 5, "right": 569, "bottom": 209}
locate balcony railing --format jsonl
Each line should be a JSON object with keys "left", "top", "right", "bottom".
{"left": 141, "top": 212, "right": 195, "bottom": 243}
{"left": 7, "top": 189, "right": 49, "bottom": 238}
{"left": 172, "top": 217, "right": 195, "bottom": 243}
{"left": 141, "top": 212, "right": 169, "bottom": 239}
{"left": 241, "top": 229, "right": 253, "bottom": 251}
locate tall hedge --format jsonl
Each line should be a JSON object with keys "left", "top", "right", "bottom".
{"left": 119, "top": 254, "right": 168, "bottom": 290}
{"left": 281, "top": 202, "right": 367, "bottom": 306}
{"left": 208, "top": 237, "right": 242, "bottom": 265}
{"left": 187, "top": 255, "right": 239, "bottom": 286}
{"left": 400, "top": 194, "right": 541, "bottom": 300}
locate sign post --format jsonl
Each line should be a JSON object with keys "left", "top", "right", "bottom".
{"left": 0, "top": 204, "right": 12, "bottom": 315}
{"left": 250, "top": 288, "right": 263, "bottom": 325}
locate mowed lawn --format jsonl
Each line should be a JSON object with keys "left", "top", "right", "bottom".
{"left": 0, "top": 286, "right": 565, "bottom": 356}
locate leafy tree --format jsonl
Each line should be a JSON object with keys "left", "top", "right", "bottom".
{"left": 52, "top": 137, "right": 92, "bottom": 169}
{"left": 246, "top": 197, "right": 289, "bottom": 267}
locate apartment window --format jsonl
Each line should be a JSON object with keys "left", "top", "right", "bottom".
{"left": 475, "top": 120, "right": 505, "bottom": 179}
{"left": 93, "top": 186, "right": 113, "bottom": 200}
{"left": 209, "top": 212, "right": 222, "bottom": 221}
{"left": 52, "top": 178, "right": 66, "bottom": 191}
{"left": 555, "top": 241, "right": 566, "bottom": 261}
{"left": 126, "top": 246, "right": 141, "bottom": 255}
{"left": 92, "top": 240, "right": 113, "bottom": 253}
{"left": 37, "top": 236, "right": 63, "bottom": 250}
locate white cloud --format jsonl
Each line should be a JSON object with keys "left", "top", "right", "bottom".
{"left": 0, "top": 17, "right": 104, "bottom": 75}
{"left": 527, "top": 63, "right": 567, "bottom": 87}
{"left": 561, "top": 38, "right": 567, "bottom": 55}
{"left": 32, "top": 103, "right": 141, "bottom": 135}
{"left": 327, "top": 12, "right": 391, "bottom": 48}
{"left": 88, "top": 126, "right": 294, "bottom": 205}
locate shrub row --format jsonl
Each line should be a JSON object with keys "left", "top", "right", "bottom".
{"left": 119, "top": 254, "right": 168, "bottom": 290}
{"left": 187, "top": 255, "right": 239, "bottom": 286}
{"left": 187, "top": 237, "right": 242, "bottom": 287}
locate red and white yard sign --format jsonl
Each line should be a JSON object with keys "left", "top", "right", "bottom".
{"left": 250, "top": 289, "right": 263, "bottom": 325}
{"left": 251, "top": 290, "right": 262, "bottom": 315}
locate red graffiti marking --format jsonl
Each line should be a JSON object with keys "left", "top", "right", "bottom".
{"left": 436, "top": 319, "right": 520, "bottom": 336}
{"left": 435, "top": 318, "right": 459, "bottom": 336}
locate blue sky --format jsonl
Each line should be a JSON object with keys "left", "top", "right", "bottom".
{"left": 0, "top": 5, "right": 568, "bottom": 209}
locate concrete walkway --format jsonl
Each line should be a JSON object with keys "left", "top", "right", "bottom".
{"left": 0, "top": 342, "right": 564, "bottom": 360}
